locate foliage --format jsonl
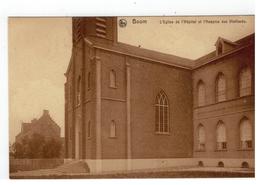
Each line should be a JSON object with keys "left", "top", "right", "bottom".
{"left": 11, "top": 133, "right": 62, "bottom": 159}
{"left": 43, "top": 138, "right": 62, "bottom": 158}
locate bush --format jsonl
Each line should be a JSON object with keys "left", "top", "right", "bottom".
{"left": 12, "top": 133, "right": 62, "bottom": 159}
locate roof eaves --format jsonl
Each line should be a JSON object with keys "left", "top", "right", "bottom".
{"left": 194, "top": 43, "right": 252, "bottom": 69}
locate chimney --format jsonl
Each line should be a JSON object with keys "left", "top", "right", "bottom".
{"left": 43, "top": 109, "right": 49, "bottom": 116}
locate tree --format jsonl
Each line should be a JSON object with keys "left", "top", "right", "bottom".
{"left": 12, "top": 134, "right": 62, "bottom": 159}
{"left": 12, "top": 136, "right": 30, "bottom": 159}
{"left": 27, "top": 133, "right": 45, "bottom": 158}
{"left": 9, "top": 142, "right": 15, "bottom": 158}
{"left": 42, "top": 138, "right": 62, "bottom": 158}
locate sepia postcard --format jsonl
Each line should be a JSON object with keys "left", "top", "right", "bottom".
{"left": 9, "top": 15, "right": 255, "bottom": 179}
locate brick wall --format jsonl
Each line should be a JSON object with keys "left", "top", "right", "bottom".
{"left": 129, "top": 57, "right": 193, "bottom": 158}
{"left": 193, "top": 46, "right": 254, "bottom": 159}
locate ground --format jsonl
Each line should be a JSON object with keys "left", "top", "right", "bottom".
{"left": 10, "top": 165, "right": 254, "bottom": 179}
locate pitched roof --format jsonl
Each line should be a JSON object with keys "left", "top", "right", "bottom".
{"left": 194, "top": 33, "right": 254, "bottom": 68}
{"left": 15, "top": 110, "right": 61, "bottom": 143}
{"left": 65, "top": 33, "right": 254, "bottom": 74}
{"left": 215, "top": 37, "right": 239, "bottom": 46}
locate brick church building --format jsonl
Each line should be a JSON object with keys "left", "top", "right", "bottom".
{"left": 64, "top": 17, "right": 254, "bottom": 172}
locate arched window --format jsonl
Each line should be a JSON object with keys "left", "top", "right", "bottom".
{"left": 155, "top": 90, "right": 169, "bottom": 133}
{"left": 109, "top": 70, "right": 116, "bottom": 88}
{"left": 110, "top": 120, "right": 116, "bottom": 138}
{"left": 239, "top": 67, "right": 252, "bottom": 97}
{"left": 216, "top": 121, "right": 227, "bottom": 150}
{"left": 197, "top": 124, "right": 206, "bottom": 151}
{"left": 87, "top": 72, "right": 91, "bottom": 90}
{"left": 87, "top": 121, "right": 91, "bottom": 138}
{"left": 240, "top": 117, "right": 252, "bottom": 149}
{"left": 216, "top": 73, "right": 226, "bottom": 102}
{"left": 77, "top": 76, "right": 81, "bottom": 105}
{"left": 197, "top": 80, "right": 206, "bottom": 106}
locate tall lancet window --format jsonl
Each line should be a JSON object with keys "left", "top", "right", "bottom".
{"left": 197, "top": 80, "right": 206, "bottom": 106}
{"left": 216, "top": 73, "right": 226, "bottom": 102}
{"left": 198, "top": 124, "right": 206, "bottom": 151}
{"left": 216, "top": 121, "right": 227, "bottom": 150}
{"left": 155, "top": 90, "right": 169, "bottom": 134}
{"left": 76, "top": 76, "right": 81, "bottom": 105}
{"left": 109, "top": 70, "right": 116, "bottom": 88}
{"left": 239, "top": 67, "right": 252, "bottom": 97}
{"left": 110, "top": 120, "right": 116, "bottom": 138}
{"left": 240, "top": 117, "right": 252, "bottom": 149}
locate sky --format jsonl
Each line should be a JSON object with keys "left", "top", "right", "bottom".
{"left": 9, "top": 18, "right": 72, "bottom": 143}
{"left": 118, "top": 16, "right": 254, "bottom": 59}
{"left": 9, "top": 16, "right": 254, "bottom": 143}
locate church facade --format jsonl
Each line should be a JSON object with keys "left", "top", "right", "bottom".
{"left": 64, "top": 17, "right": 254, "bottom": 171}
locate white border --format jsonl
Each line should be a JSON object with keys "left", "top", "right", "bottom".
{"left": 0, "top": 16, "right": 8, "bottom": 179}
{"left": 0, "top": 0, "right": 255, "bottom": 16}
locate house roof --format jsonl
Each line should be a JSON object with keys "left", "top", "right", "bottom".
{"left": 194, "top": 33, "right": 254, "bottom": 68}
{"left": 65, "top": 33, "right": 254, "bottom": 74}
{"left": 215, "top": 37, "right": 239, "bottom": 46}
{"left": 15, "top": 110, "right": 61, "bottom": 143}
{"left": 94, "top": 38, "right": 194, "bottom": 69}
{"left": 65, "top": 35, "right": 194, "bottom": 75}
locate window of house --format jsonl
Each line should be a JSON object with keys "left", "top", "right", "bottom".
{"left": 239, "top": 67, "right": 252, "bottom": 97}
{"left": 155, "top": 90, "right": 169, "bottom": 134}
{"left": 109, "top": 70, "right": 116, "bottom": 88}
{"left": 77, "top": 76, "right": 81, "bottom": 105}
{"left": 198, "top": 124, "right": 206, "bottom": 151}
{"left": 110, "top": 120, "right": 116, "bottom": 138}
{"left": 87, "top": 121, "right": 91, "bottom": 138}
{"left": 88, "top": 72, "right": 91, "bottom": 90}
{"left": 216, "top": 121, "right": 227, "bottom": 150}
{"left": 240, "top": 118, "right": 252, "bottom": 149}
{"left": 216, "top": 73, "right": 226, "bottom": 102}
{"left": 197, "top": 80, "right": 206, "bottom": 107}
